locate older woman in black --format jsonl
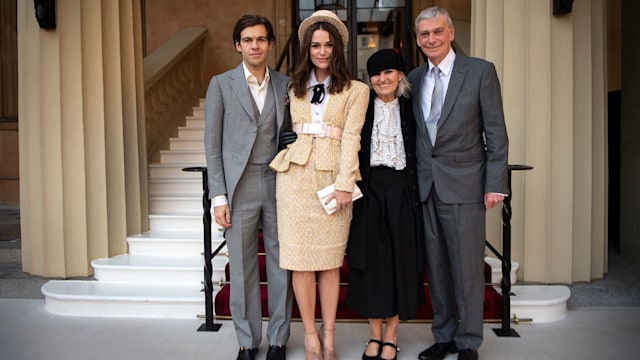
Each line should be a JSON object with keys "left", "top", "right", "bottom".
{"left": 346, "top": 49, "right": 425, "bottom": 360}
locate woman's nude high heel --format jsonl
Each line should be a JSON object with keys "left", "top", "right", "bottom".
{"left": 318, "top": 326, "right": 338, "bottom": 360}
{"left": 304, "top": 331, "right": 322, "bottom": 360}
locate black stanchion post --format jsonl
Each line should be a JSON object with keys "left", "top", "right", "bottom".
{"left": 183, "top": 166, "right": 221, "bottom": 332}
{"left": 493, "top": 164, "right": 532, "bottom": 337}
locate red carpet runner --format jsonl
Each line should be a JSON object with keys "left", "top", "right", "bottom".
{"left": 214, "top": 234, "right": 503, "bottom": 321}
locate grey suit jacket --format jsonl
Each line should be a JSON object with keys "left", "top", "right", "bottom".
{"left": 408, "top": 55, "right": 509, "bottom": 204}
{"left": 204, "top": 64, "right": 290, "bottom": 206}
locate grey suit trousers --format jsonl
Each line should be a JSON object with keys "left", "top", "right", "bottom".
{"left": 225, "top": 164, "right": 293, "bottom": 348}
{"left": 422, "top": 188, "right": 486, "bottom": 350}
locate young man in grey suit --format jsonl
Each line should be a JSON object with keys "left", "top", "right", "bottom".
{"left": 408, "top": 7, "right": 509, "bottom": 360}
{"left": 204, "top": 15, "right": 293, "bottom": 360}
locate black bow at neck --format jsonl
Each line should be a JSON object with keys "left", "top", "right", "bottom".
{"left": 310, "top": 84, "right": 325, "bottom": 105}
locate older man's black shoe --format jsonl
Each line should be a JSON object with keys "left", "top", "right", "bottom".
{"left": 266, "top": 345, "right": 286, "bottom": 360}
{"left": 236, "top": 347, "right": 258, "bottom": 360}
{"left": 418, "top": 342, "right": 458, "bottom": 360}
{"left": 457, "top": 349, "right": 478, "bottom": 360}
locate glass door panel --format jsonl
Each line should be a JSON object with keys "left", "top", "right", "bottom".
{"left": 354, "top": 0, "right": 406, "bottom": 83}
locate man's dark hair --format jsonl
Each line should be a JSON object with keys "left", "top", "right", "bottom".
{"left": 232, "top": 15, "right": 276, "bottom": 45}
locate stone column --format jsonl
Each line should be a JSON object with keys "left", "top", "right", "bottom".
{"left": 17, "top": 0, "right": 147, "bottom": 277}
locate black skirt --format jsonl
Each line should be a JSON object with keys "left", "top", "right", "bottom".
{"left": 346, "top": 166, "right": 425, "bottom": 320}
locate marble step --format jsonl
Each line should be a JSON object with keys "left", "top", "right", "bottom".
{"left": 41, "top": 280, "right": 211, "bottom": 318}
{"left": 159, "top": 149, "right": 205, "bottom": 164}
{"left": 91, "top": 254, "right": 204, "bottom": 284}
{"left": 177, "top": 126, "right": 205, "bottom": 139}
{"left": 148, "top": 194, "right": 205, "bottom": 213}
{"left": 192, "top": 106, "right": 204, "bottom": 118}
{"left": 500, "top": 285, "right": 571, "bottom": 323}
{"left": 42, "top": 237, "right": 229, "bottom": 319}
{"left": 184, "top": 116, "right": 204, "bottom": 128}
{"left": 148, "top": 178, "right": 203, "bottom": 196}
{"left": 149, "top": 163, "right": 203, "bottom": 178}
{"left": 169, "top": 137, "right": 204, "bottom": 151}
{"left": 484, "top": 256, "right": 520, "bottom": 285}
{"left": 127, "top": 230, "right": 224, "bottom": 256}
{"left": 91, "top": 253, "right": 228, "bottom": 283}
{"left": 148, "top": 212, "right": 205, "bottom": 232}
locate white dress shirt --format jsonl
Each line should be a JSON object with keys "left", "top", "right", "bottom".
{"left": 243, "top": 62, "right": 270, "bottom": 113}
{"left": 421, "top": 48, "right": 455, "bottom": 126}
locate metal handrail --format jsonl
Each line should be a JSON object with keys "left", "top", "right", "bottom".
{"left": 487, "top": 164, "right": 533, "bottom": 337}
{"left": 182, "top": 166, "right": 223, "bottom": 332}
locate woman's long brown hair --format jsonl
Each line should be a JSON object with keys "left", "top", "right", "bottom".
{"left": 290, "top": 22, "right": 355, "bottom": 98}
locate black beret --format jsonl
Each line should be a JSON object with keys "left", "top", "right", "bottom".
{"left": 367, "top": 48, "right": 406, "bottom": 78}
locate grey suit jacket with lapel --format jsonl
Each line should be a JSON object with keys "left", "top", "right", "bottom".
{"left": 204, "top": 63, "right": 290, "bottom": 206}
{"left": 408, "top": 54, "right": 509, "bottom": 204}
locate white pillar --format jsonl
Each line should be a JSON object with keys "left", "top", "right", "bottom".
{"left": 18, "top": 0, "right": 147, "bottom": 277}
{"left": 472, "top": 0, "right": 607, "bottom": 283}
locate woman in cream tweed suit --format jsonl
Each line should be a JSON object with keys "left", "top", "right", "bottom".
{"left": 270, "top": 10, "right": 369, "bottom": 360}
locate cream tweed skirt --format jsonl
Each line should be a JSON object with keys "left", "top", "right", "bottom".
{"left": 275, "top": 152, "right": 350, "bottom": 271}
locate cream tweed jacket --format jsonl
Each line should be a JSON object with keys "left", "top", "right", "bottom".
{"left": 270, "top": 80, "right": 370, "bottom": 192}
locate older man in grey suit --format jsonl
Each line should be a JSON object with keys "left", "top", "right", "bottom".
{"left": 408, "top": 7, "right": 509, "bottom": 360}
{"left": 204, "top": 15, "right": 293, "bottom": 360}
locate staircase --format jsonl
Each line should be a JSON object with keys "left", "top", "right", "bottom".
{"left": 41, "top": 99, "right": 226, "bottom": 319}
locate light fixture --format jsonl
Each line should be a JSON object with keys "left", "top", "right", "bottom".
{"left": 552, "top": 0, "right": 573, "bottom": 15}
{"left": 34, "top": 0, "right": 56, "bottom": 29}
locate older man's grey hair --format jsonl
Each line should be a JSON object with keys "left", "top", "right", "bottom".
{"left": 414, "top": 6, "right": 454, "bottom": 31}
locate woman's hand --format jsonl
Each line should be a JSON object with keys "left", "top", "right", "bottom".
{"left": 326, "top": 190, "right": 353, "bottom": 212}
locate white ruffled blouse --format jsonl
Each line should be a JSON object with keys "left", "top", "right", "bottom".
{"left": 370, "top": 97, "right": 406, "bottom": 170}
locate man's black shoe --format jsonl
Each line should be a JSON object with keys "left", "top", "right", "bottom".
{"left": 236, "top": 347, "right": 258, "bottom": 360}
{"left": 266, "top": 345, "right": 286, "bottom": 360}
{"left": 457, "top": 349, "right": 478, "bottom": 360}
{"left": 418, "top": 342, "right": 458, "bottom": 360}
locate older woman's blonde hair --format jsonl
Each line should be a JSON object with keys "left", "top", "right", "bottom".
{"left": 396, "top": 73, "right": 412, "bottom": 98}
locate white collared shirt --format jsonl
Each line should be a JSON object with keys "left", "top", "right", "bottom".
{"left": 243, "top": 62, "right": 270, "bottom": 113}
{"left": 308, "top": 71, "right": 331, "bottom": 123}
{"left": 421, "top": 48, "right": 456, "bottom": 124}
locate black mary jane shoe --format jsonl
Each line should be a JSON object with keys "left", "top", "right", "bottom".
{"left": 362, "top": 338, "right": 382, "bottom": 360}
{"left": 380, "top": 342, "right": 399, "bottom": 360}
